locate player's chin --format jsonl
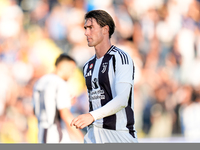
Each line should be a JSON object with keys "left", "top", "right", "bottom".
{"left": 87, "top": 42, "right": 94, "bottom": 47}
{"left": 88, "top": 44, "right": 93, "bottom": 47}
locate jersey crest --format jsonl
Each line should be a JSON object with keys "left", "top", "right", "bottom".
{"left": 101, "top": 62, "right": 108, "bottom": 73}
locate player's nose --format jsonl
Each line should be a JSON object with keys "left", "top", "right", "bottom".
{"left": 84, "top": 28, "right": 90, "bottom": 36}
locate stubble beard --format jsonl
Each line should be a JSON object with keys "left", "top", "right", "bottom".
{"left": 88, "top": 43, "right": 93, "bottom": 47}
{"left": 87, "top": 41, "right": 95, "bottom": 47}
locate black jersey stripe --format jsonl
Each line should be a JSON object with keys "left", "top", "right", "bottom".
{"left": 118, "top": 51, "right": 125, "bottom": 64}
{"left": 83, "top": 62, "right": 89, "bottom": 73}
{"left": 118, "top": 49, "right": 129, "bottom": 65}
{"left": 112, "top": 46, "right": 129, "bottom": 65}
{"left": 125, "top": 107, "right": 135, "bottom": 138}
{"left": 125, "top": 87, "right": 136, "bottom": 138}
{"left": 119, "top": 51, "right": 126, "bottom": 64}
{"left": 85, "top": 57, "right": 96, "bottom": 91}
{"left": 43, "top": 128, "right": 47, "bottom": 143}
{"left": 83, "top": 55, "right": 96, "bottom": 70}
{"left": 132, "top": 65, "right": 135, "bottom": 80}
{"left": 99, "top": 54, "right": 116, "bottom": 130}
{"left": 89, "top": 101, "right": 93, "bottom": 112}
{"left": 55, "top": 119, "right": 63, "bottom": 142}
{"left": 128, "top": 87, "right": 132, "bottom": 106}
{"left": 121, "top": 51, "right": 127, "bottom": 64}
{"left": 112, "top": 55, "right": 116, "bottom": 73}
{"left": 112, "top": 47, "right": 125, "bottom": 64}
{"left": 121, "top": 51, "right": 129, "bottom": 64}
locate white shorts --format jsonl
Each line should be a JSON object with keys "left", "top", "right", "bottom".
{"left": 38, "top": 124, "right": 61, "bottom": 143}
{"left": 38, "top": 121, "right": 72, "bottom": 143}
{"left": 84, "top": 125, "right": 138, "bottom": 143}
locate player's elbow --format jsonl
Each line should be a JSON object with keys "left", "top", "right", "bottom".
{"left": 117, "top": 95, "right": 129, "bottom": 108}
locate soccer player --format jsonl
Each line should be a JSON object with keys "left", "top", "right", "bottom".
{"left": 33, "top": 54, "right": 84, "bottom": 143}
{"left": 70, "top": 10, "right": 138, "bottom": 143}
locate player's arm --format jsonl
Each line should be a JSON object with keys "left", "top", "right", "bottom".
{"left": 59, "top": 108, "right": 84, "bottom": 142}
{"left": 90, "top": 82, "right": 131, "bottom": 120}
{"left": 56, "top": 84, "right": 84, "bottom": 142}
{"left": 70, "top": 82, "right": 131, "bottom": 129}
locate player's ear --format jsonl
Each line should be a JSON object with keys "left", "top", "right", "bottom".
{"left": 103, "top": 25, "right": 109, "bottom": 35}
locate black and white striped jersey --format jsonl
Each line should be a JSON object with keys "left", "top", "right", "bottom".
{"left": 33, "top": 74, "right": 72, "bottom": 143}
{"left": 83, "top": 45, "right": 136, "bottom": 137}
{"left": 33, "top": 74, "right": 71, "bottom": 128}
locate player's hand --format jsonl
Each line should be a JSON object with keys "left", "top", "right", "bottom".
{"left": 70, "top": 113, "right": 94, "bottom": 129}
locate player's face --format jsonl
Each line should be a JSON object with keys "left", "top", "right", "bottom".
{"left": 84, "top": 18, "right": 104, "bottom": 47}
{"left": 62, "top": 61, "right": 76, "bottom": 81}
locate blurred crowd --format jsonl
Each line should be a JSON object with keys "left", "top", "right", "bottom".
{"left": 0, "top": 0, "right": 200, "bottom": 143}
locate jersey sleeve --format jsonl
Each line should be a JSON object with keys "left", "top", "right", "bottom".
{"left": 90, "top": 82, "right": 131, "bottom": 120}
{"left": 115, "top": 52, "right": 134, "bottom": 85}
{"left": 83, "top": 62, "right": 88, "bottom": 77}
{"left": 56, "top": 82, "right": 71, "bottom": 110}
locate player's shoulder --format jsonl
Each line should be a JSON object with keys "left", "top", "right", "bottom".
{"left": 108, "top": 45, "right": 130, "bottom": 57}
{"left": 34, "top": 74, "right": 64, "bottom": 90}
{"left": 108, "top": 45, "right": 132, "bottom": 65}
{"left": 83, "top": 55, "right": 96, "bottom": 69}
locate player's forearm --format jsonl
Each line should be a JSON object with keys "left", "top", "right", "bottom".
{"left": 65, "top": 122, "right": 84, "bottom": 142}
{"left": 60, "top": 109, "right": 84, "bottom": 142}
{"left": 90, "top": 83, "right": 131, "bottom": 120}
{"left": 90, "top": 95, "right": 127, "bottom": 120}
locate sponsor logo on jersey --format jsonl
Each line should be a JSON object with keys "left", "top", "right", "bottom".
{"left": 89, "top": 89, "right": 105, "bottom": 101}
{"left": 92, "top": 78, "right": 99, "bottom": 89}
{"left": 85, "top": 70, "right": 92, "bottom": 77}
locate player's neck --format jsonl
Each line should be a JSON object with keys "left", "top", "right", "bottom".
{"left": 94, "top": 39, "right": 112, "bottom": 59}
{"left": 53, "top": 70, "right": 67, "bottom": 81}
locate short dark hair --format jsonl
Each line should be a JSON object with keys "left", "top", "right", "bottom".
{"left": 85, "top": 10, "right": 115, "bottom": 38}
{"left": 55, "top": 53, "right": 76, "bottom": 66}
